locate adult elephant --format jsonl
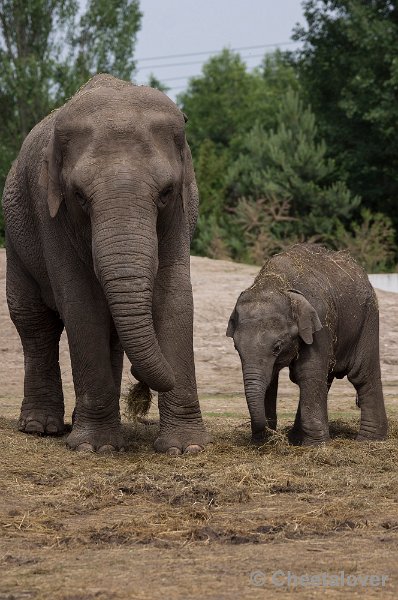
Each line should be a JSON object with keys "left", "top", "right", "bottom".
{"left": 3, "top": 74, "right": 210, "bottom": 455}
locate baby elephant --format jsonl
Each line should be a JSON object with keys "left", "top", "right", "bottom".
{"left": 227, "top": 244, "right": 387, "bottom": 445}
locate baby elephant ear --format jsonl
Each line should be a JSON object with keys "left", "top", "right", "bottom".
{"left": 38, "top": 132, "right": 63, "bottom": 218}
{"left": 288, "top": 290, "right": 322, "bottom": 345}
{"left": 226, "top": 307, "right": 237, "bottom": 337}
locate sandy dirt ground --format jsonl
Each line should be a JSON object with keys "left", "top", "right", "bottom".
{"left": 1, "top": 249, "right": 398, "bottom": 599}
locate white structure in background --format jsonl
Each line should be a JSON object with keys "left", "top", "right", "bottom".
{"left": 368, "top": 274, "right": 398, "bottom": 293}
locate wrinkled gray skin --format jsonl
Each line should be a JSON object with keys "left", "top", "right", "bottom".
{"left": 3, "top": 74, "right": 210, "bottom": 455}
{"left": 227, "top": 244, "right": 387, "bottom": 445}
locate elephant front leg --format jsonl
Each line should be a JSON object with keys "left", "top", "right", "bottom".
{"left": 65, "top": 308, "right": 125, "bottom": 453}
{"left": 289, "top": 372, "right": 333, "bottom": 444}
{"left": 16, "top": 309, "right": 64, "bottom": 436}
{"left": 152, "top": 267, "right": 211, "bottom": 455}
{"left": 7, "top": 248, "right": 65, "bottom": 436}
{"left": 298, "top": 377, "right": 330, "bottom": 445}
{"left": 292, "top": 368, "right": 330, "bottom": 446}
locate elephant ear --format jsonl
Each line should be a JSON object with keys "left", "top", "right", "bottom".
{"left": 288, "top": 289, "right": 322, "bottom": 345}
{"left": 39, "top": 132, "right": 63, "bottom": 218}
{"left": 226, "top": 306, "right": 237, "bottom": 338}
{"left": 181, "top": 139, "right": 199, "bottom": 242}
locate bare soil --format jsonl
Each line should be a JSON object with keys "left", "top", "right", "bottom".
{"left": 1, "top": 249, "right": 398, "bottom": 599}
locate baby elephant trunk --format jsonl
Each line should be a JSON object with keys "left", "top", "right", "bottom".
{"left": 242, "top": 366, "right": 270, "bottom": 442}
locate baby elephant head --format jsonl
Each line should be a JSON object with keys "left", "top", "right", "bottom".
{"left": 226, "top": 288, "right": 322, "bottom": 441}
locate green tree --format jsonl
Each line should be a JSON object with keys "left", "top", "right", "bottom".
{"left": 294, "top": 0, "right": 398, "bottom": 236}
{"left": 0, "top": 0, "right": 78, "bottom": 240}
{"left": 225, "top": 90, "right": 365, "bottom": 262}
{"left": 70, "top": 0, "right": 141, "bottom": 91}
{"left": 333, "top": 208, "right": 396, "bottom": 272}
{"left": 190, "top": 139, "right": 230, "bottom": 257}
{"left": 0, "top": 0, "right": 142, "bottom": 242}
{"left": 227, "top": 90, "right": 360, "bottom": 236}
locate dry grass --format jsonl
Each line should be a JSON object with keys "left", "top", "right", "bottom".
{"left": 122, "top": 381, "right": 153, "bottom": 422}
{"left": 1, "top": 414, "right": 398, "bottom": 598}
{"left": 1, "top": 415, "right": 397, "bottom": 547}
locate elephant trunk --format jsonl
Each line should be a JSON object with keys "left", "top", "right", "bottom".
{"left": 91, "top": 193, "right": 175, "bottom": 393}
{"left": 242, "top": 363, "right": 273, "bottom": 441}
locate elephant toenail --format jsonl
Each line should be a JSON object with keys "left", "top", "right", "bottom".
{"left": 75, "top": 443, "right": 95, "bottom": 453}
{"left": 167, "top": 447, "right": 182, "bottom": 456}
{"left": 46, "top": 423, "right": 58, "bottom": 434}
{"left": 25, "top": 420, "right": 44, "bottom": 434}
{"left": 98, "top": 445, "right": 116, "bottom": 454}
{"left": 184, "top": 444, "right": 203, "bottom": 454}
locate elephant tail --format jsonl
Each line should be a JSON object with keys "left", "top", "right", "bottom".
{"left": 124, "top": 381, "right": 153, "bottom": 422}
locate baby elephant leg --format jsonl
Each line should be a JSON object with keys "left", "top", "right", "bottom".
{"left": 294, "top": 370, "right": 330, "bottom": 445}
{"left": 348, "top": 313, "right": 387, "bottom": 441}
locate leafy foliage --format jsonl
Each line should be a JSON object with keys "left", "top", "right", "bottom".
{"left": 293, "top": 0, "right": 398, "bottom": 233}
{"left": 190, "top": 86, "right": 362, "bottom": 264}
{"left": 234, "top": 195, "right": 300, "bottom": 264}
{"left": 332, "top": 209, "right": 396, "bottom": 273}
{"left": 180, "top": 30, "right": 397, "bottom": 270}
{"left": 227, "top": 90, "right": 360, "bottom": 232}
{"left": 72, "top": 0, "right": 141, "bottom": 85}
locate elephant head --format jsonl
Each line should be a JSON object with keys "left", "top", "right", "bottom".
{"left": 39, "top": 75, "right": 198, "bottom": 393}
{"left": 226, "top": 288, "right": 322, "bottom": 440}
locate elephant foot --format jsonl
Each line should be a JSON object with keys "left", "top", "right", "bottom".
{"left": 288, "top": 423, "right": 330, "bottom": 446}
{"left": 356, "top": 430, "right": 387, "bottom": 442}
{"left": 301, "top": 435, "right": 331, "bottom": 446}
{"left": 66, "top": 425, "right": 125, "bottom": 453}
{"left": 18, "top": 406, "right": 64, "bottom": 436}
{"left": 154, "top": 426, "right": 211, "bottom": 455}
{"left": 288, "top": 427, "right": 330, "bottom": 446}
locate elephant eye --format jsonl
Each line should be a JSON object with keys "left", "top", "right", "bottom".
{"left": 76, "top": 191, "right": 88, "bottom": 212}
{"left": 273, "top": 341, "right": 282, "bottom": 355}
{"left": 158, "top": 185, "right": 173, "bottom": 206}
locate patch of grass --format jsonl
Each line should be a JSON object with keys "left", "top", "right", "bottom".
{"left": 1, "top": 415, "right": 397, "bottom": 552}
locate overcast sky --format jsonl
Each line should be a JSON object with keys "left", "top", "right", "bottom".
{"left": 134, "top": 0, "right": 306, "bottom": 100}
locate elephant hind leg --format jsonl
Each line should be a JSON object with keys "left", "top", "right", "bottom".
{"left": 348, "top": 313, "right": 387, "bottom": 441}
{"left": 7, "top": 250, "right": 65, "bottom": 435}
{"left": 349, "top": 374, "right": 387, "bottom": 441}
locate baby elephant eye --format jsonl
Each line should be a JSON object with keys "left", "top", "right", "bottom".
{"left": 272, "top": 341, "right": 282, "bottom": 355}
